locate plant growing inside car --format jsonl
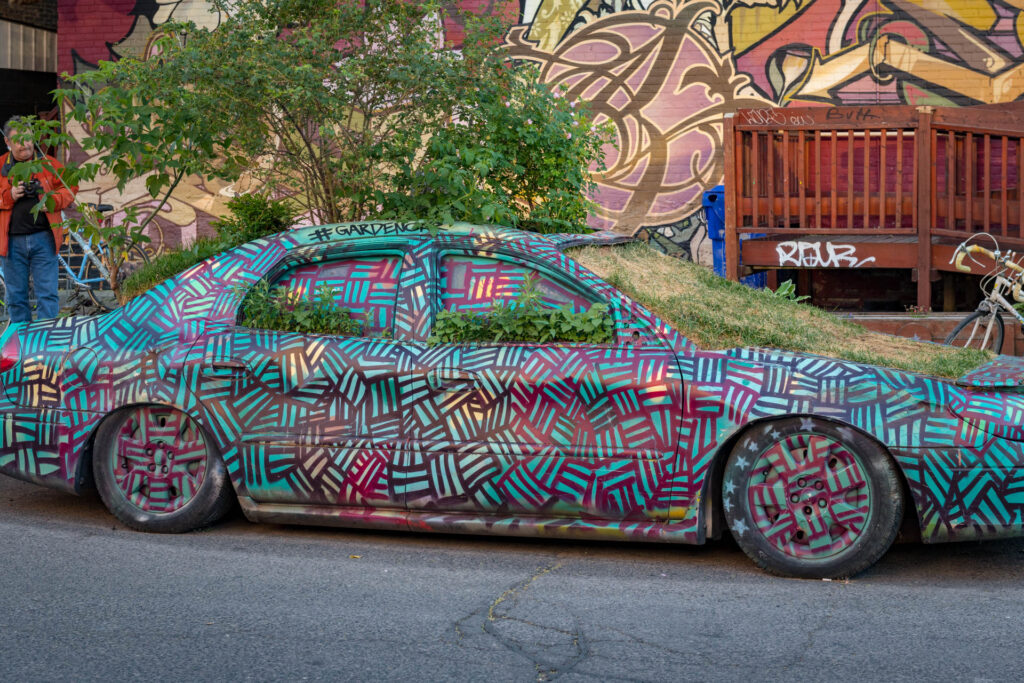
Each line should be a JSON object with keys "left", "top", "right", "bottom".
{"left": 430, "top": 277, "right": 614, "bottom": 344}
{"left": 238, "top": 280, "right": 362, "bottom": 336}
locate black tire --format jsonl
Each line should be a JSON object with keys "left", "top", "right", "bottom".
{"left": 86, "top": 242, "right": 150, "bottom": 311}
{"left": 93, "top": 405, "right": 234, "bottom": 533}
{"left": 722, "top": 417, "right": 902, "bottom": 579}
{"left": 944, "top": 310, "right": 1004, "bottom": 354}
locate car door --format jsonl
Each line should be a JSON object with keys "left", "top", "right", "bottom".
{"left": 192, "top": 244, "right": 423, "bottom": 509}
{"left": 398, "top": 247, "right": 684, "bottom": 520}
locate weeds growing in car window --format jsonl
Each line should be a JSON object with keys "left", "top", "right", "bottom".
{"left": 430, "top": 275, "right": 614, "bottom": 345}
{"left": 238, "top": 280, "right": 362, "bottom": 336}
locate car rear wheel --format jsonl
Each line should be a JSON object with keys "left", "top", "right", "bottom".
{"left": 722, "top": 417, "right": 902, "bottom": 579}
{"left": 93, "top": 405, "right": 234, "bottom": 533}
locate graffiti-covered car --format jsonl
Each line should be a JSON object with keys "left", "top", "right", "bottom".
{"left": 3, "top": 222, "right": 1024, "bottom": 578}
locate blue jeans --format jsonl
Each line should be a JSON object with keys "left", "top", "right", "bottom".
{"left": 2, "top": 230, "right": 59, "bottom": 323}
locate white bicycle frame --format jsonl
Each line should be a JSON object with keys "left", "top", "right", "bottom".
{"left": 950, "top": 238, "right": 1024, "bottom": 350}
{"left": 971, "top": 276, "right": 1024, "bottom": 349}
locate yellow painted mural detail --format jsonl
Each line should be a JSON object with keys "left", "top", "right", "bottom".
{"left": 729, "top": 1, "right": 804, "bottom": 57}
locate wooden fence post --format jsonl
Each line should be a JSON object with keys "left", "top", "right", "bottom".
{"left": 723, "top": 114, "right": 740, "bottom": 281}
{"left": 915, "top": 106, "right": 934, "bottom": 310}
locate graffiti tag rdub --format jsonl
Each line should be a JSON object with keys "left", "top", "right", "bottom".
{"left": 776, "top": 241, "right": 877, "bottom": 268}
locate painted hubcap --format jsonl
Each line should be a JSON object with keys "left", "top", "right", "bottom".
{"left": 112, "top": 408, "right": 209, "bottom": 514}
{"left": 745, "top": 432, "right": 871, "bottom": 559}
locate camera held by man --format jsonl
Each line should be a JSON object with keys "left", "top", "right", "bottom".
{"left": 20, "top": 179, "right": 42, "bottom": 199}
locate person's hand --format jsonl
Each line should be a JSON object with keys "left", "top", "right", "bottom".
{"left": 10, "top": 183, "right": 27, "bottom": 201}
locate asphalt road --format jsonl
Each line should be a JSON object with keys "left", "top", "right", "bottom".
{"left": 2, "top": 474, "right": 1024, "bottom": 682}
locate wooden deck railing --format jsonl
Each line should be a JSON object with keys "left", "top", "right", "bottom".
{"left": 724, "top": 103, "right": 1024, "bottom": 308}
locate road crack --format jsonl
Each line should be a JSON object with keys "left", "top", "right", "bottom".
{"left": 450, "top": 561, "right": 590, "bottom": 681}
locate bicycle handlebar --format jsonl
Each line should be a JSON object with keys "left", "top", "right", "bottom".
{"left": 951, "top": 242, "right": 1024, "bottom": 300}
{"left": 951, "top": 244, "right": 1024, "bottom": 273}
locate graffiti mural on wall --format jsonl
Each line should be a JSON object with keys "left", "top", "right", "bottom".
{"left": 506, "top": 1, "right": 770, "bottom": 235}
{"left": 60, "top": 0, "right": 228, "bottom": 250}
{"left": 505, "top": 0, "right": 1024, "bottom": 251}
{"left": 57, "top": 0, "right": 1024, "bottom": 252}
{"left": 731, "top": 0, "right": 1024, "bottom": 107}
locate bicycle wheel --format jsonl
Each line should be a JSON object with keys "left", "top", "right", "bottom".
{"left": 944, "top": 310, "right": 1005, "bottom": 353}
{"left": 86, "top": 242, "right": 150, "bottom": 311}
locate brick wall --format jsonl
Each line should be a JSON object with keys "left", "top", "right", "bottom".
{"left": 1, "top": 0, "right": 57, "bottom": 31}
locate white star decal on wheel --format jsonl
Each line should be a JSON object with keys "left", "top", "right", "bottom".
{"left": 723, "top": 498, "right": 732, "bottom": 512}
{"left": 724, "top": 479, "right": 736, "bottom": 494}
{"left": 770, "top": 429, "right": 781, "bottom": 440}
{"left": 732, "top": 519, "right": 748, "bottom": 536}
{"left": 736, "top": 456, "right": 748, "bottom": 468}
{"left": 799, "top": 417, "right": 815, "bottom": 431}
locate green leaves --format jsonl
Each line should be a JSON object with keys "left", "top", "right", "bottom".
{"left": 379, "top": 59, "right": 608, "bottom": 233}
{"left": 770, "top": 280, "right": 810, "bottom": 303}
{"left": 120, "top": 193, "right": 296, "bottom": 301}
{"left": 56, "top": 0, "right": 605, "bottom": 229}
{"left": 430, "top": 302, "right": 615, "bottom": 345}
{"left": 45, "top": 0, "right": 607, "bottom": 272}
{"left": 237, "top": 280, "right": 363, "bottom": 336}
{"left": 429, "top": 277, "right": 614, "bottom": 345}
{"left": 212, "top": 193, "right": 297, "bottom": 246}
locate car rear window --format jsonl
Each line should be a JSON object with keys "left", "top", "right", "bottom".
{"left": 270, "top": 255, "right": 402, "bottom": 335}
{"left": 439, "top": 254, "right": 594, "bottom": 314}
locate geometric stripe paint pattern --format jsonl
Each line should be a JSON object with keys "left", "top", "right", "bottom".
{"left": 2, "top": 221, "right": 1024, "bottom": 545}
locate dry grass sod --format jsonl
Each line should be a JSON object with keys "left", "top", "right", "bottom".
{"left": 571, "top": 242, "right": 991, "bottom": 379}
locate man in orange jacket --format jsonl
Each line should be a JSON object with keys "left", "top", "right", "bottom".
{"left": 0, "top": 116, "right": 77, "bottom": 322}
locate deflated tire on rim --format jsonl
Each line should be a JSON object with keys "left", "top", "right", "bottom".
{"left": 93, "top": 405, "right": 234, "bottom": 533}
{"left": 722, "top": 417, "right": 903, "bottom": 579}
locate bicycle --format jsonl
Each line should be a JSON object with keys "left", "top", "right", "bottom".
{"left": 0, "top": 203, "right": 149, "bottom": 321}
{"left": 944, "top": 233, "right": 1024, "bottom": 354}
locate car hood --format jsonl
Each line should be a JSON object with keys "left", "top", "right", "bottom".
{"left": 725, "top": 346, "right": 1024, "bottom": 443}
{"left": 955, "top": 356, "right": 1024, "bottom": 391}
{"left": 949, "top": 356, "right": 1024, "bottom": 441}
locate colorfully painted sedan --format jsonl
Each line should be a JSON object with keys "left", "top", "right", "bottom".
{"left": 3, "top": 222, "right": 1024, "bottom": 578}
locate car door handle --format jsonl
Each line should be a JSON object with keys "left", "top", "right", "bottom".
{"left": 201, "top": 360, "right": 247, "bottom": 379}
{"left": 427, "top": 368, "right": 479, "bottom": 392}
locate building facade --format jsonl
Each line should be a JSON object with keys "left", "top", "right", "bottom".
{"left": 1, "top": 0, "right": 58, "bottom": 152}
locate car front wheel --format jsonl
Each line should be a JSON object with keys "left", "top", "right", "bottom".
{"left": 722, "top": 417, "right": 902, "bottom": 579}
{"left": 93, "top": 405, "right": 234, "bottom": 533}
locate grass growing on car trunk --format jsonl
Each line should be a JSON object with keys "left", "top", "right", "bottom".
{"left": 571, "top": 242, "right": 991, "bottom": 379}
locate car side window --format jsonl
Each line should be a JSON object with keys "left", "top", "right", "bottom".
{"left": 439, "top": 253, "right": 596, "bottom": 314}
{"left": 241, "top": 254, "right": 402, "bottom": 336}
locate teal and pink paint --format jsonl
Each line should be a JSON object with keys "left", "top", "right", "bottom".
{"left": 2, "top": 222, "right": 1024, "bottom": 577}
